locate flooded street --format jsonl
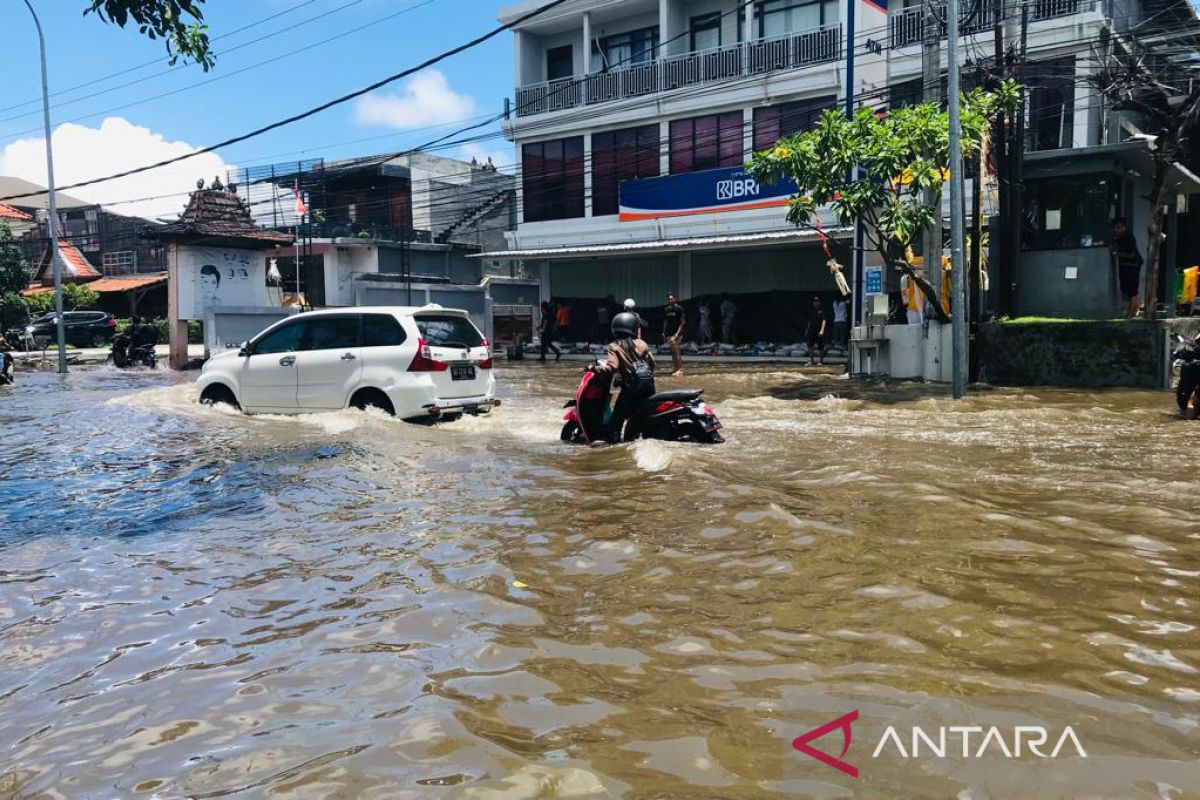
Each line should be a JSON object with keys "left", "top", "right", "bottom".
{"left": 1, "top": 363, "right": 1198, "bottom": 799}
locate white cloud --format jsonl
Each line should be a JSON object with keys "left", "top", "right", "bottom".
{"left": 0, "top": 117, "right": 232, "bottom": 219}
{"left": 457, "top": 141, "right": 515, "bottom": 173}
{"left": 354, "top": 69, "right": 477, "bottom": 130}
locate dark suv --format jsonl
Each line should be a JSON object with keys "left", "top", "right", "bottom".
{"left": 6, "top": 311, "right": 117, "bottom": 349}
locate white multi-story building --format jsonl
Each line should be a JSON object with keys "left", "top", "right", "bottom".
{"left": 493, "top": 0, "right": 1200, "bottom": 334}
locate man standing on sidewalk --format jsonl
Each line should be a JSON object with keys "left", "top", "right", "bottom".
{"left": 663, "top": 293, "right": 686, "bottom": 377}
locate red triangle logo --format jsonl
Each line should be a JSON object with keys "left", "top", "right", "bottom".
{"left": 792, "top": 709, "right": 859, "bottom": 778}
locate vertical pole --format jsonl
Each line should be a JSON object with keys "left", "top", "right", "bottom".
{"left": 993, "top": 8, "right": 1008, "bottom": 317}
{"left": 845, "top": 0, "right": 863, "bottom": 327}
{"left": 24, "top": 0, "right": 66, "bottom": 373}
{"left": 295, "top": 220, "right": 301, "bottom": 300}
{"left": 1007, "top": 0, "right": 1028, "bottom": 314}
{"left": 921, "top": 0, "right": 943, "bottom": 270}
{"left": 948, "top": 0, "right": 968, "bottom": 397}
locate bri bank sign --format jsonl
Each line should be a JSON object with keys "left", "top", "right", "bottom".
{"left": 618, "top": 166, "right": 798, "bottom": 222}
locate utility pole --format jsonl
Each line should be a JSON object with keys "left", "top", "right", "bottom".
{"left": 993, "top": 6, "right": 1009, "bottom": 317}
{"left": 921, "top": 0, "right": 943, "bottom": 271}
{"left": 1004, "top": 0, "right": 1028, "bottom": 316}
{"left": 947, "top": 0, "right": 968, "bottom": 397}
{"left": 23, "top": 0, "right": 67, "bottom": 374}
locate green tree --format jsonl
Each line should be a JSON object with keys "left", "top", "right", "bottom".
{"left": 0, "top": 222, "right": 32, "bottom": 332}
{"left": 0, "top": 222, "right": 30, "bottom": 295}
{"left": 62, "top": 283, "right": 100, "bottom": 311}
{"left": 747, "top": 83, "right": 1020, "bottom": 322}
{"left": 1093, "top": 31, "right": 1200, "bottom": 320}
{"left": 85, "top": 0, "right": 214, "bottom": 71}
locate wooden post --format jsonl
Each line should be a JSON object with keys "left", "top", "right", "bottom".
{"left": 167, "top": 241, "right": 187, "bottom": 369}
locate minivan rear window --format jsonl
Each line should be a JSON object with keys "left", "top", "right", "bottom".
{"left": 415, "top": 315, "right": 483, "bottom": 348}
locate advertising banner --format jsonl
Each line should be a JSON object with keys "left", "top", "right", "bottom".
{"left": 619, "top": 166, "right": 799, "bottom": 222}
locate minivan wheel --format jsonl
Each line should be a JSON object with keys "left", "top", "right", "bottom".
{"left": 350, "top": 388, "right": 395, "bottom": 416}
{"left": 91, "top": 332, "right": 107, "bottom": 348}
{"left": 200, "top": 384, "right": 240, "bottom": 410}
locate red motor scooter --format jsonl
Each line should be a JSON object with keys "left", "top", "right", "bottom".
{"left": 561, "top": 364, "right": 724, "bottom": 444}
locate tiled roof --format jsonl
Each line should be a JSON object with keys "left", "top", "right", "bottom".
{"left": 33, "top": 240, "right": 102, "bottom": 282}
{"left": 23, "top": 272, "right": 166, "bottom": 295}
{"left": 149, "top": 187, "right": 293, "bottom": 245}
{"left": 57, "top": 240, "right": 101, "bottom": 279}
{"left": 0, "top": 202, "right": 31, "bottom": 221}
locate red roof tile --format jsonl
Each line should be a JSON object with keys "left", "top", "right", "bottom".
{"left": 0, "top": 202, "right": 31, "bottom": 221}
{"left": 56, "top": 240, "right": 101, "bottom": 279}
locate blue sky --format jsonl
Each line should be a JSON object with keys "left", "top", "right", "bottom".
{"left": 0, "top": 0, "right": 516, "bottom": 217}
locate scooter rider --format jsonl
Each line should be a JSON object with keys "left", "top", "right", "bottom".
{"left": 592, "top": 311, "right": 656, "bottom": 442}
{"left": 0, "top": 337, "right": 14, "bottom": 385}
{"left": 1176, "top": 333, "right": 1200, "bottom": 415}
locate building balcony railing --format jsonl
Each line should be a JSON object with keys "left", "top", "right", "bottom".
{"left": 888, "top": 0, "right": 1091, "bottom": 50}
{"left": 513, "top": 25, "right": 842, "bottom": 119}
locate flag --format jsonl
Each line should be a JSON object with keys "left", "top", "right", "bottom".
{"left": 293, "top": 180, "right": 307, "bottom": 216}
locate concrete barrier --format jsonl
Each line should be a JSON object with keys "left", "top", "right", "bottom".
{"left": 978, "top": 319, "right": 1200, "bottom": 389}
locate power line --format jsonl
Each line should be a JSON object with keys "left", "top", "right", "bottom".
{"left": 0, "top": 0, "right": 573, "bottom": 204}
{"left": 0, "top": 0, "right": 325, "bottom": 116}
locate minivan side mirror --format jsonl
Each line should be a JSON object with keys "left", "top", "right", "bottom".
{"left": 238, "top": 341, "right": 251, "bottom": 357}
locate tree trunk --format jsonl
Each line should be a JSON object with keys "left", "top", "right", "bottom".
{"left": 1143, "top": 171, "right": 1172, "bottom": 321}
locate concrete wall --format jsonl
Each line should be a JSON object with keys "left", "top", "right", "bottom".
{"left": 1016, "top": 247, "right": 1121, "bottom": 319}
{"left": 204, "top": 307, "right": 297, "bottom": 355}
{"left": 978, "top": 319, "right": 1200, "bottom": 389}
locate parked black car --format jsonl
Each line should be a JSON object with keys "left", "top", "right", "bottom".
{"left": 6, "top": 311, "right": 117, "bottom": 350}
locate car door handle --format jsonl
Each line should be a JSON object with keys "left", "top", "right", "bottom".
{"left": 279, "top": 355, "right": 296, "bottom": 366}
{"left": 340, "top": 352, "right": 356, "bottom": 361}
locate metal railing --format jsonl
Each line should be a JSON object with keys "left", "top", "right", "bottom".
{"left": 514, "top": 25, "right": 842, "bottom": 118}
{"left": 888, "top": 0, "right": 1088, "bottom": 49}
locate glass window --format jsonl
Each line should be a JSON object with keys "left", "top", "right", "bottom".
{"left": 253, "top": 320, "right": 306, "bottom": 355}
{"left": 690, "top": 13, "right": 722, "bottom": 51}
{"left": 669, "top": 112, "right": 744, "bottom": 174}
{"left": 1029, "top": 56, "right": 1076, "bottom": 152}
{"left": 416, "top": 315, "right": 484, "bottom": 348}
{"left": 592, "top": 124, "right": 661, "bottom": 216}
{"left": 1022, "top": 173, "right": 1120, "bottom": 251}
{"left": 753, "top": 95, "right": 836, "bottom": 151}
{"left": 592, "top": 26, "right": 659, "bottom": 72}
{"left": 757, "top": 0, "right": 837, "bottom": 36}
{"left": 546, "top": 44, "right": 574, "bottom": 80}
{"left": 522, "top": 136, "right": 585, "bottom": 222}
{"left": 362, "top": 314, "right": 408, "bottom": 347}
{"left": 302, "top": 316, "right": 360, "bottom": 351}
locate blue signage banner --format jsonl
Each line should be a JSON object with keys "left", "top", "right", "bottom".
{"left": 619, "top": 166, "right": 798, "bottom": 222}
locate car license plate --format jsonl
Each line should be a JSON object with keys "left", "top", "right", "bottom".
{"left": 451, "top": 364, "right": 475, "bottom": 381}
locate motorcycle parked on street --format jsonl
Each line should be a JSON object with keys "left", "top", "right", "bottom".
{"left": 109, "top": 331, "right": 158, "bottom": 369}
{"left": 561, "top": 365, "right": 724, "bottom": 444}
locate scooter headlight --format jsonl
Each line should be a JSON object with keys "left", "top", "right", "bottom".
{"left": 24, "top": 326, "right": 34, "bottom": 334}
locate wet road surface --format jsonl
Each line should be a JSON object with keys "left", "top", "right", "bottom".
{"left": 1, "top": 364, "right": 1198, "bottom": 798}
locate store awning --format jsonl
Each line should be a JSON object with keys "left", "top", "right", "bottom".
{"left": 1025, "top": 140, "right": 1200, "bottom": 194}
{"left": 470, "top": 227, "right": 852, "bottom": 261}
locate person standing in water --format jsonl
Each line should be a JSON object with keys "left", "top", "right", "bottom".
{"left": 663, "top": 293, "right": 686, "bottom": 377}
{"left": 538, "top": 301, "right": 561, "bottom": 361}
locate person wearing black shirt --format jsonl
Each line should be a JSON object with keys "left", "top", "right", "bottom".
{"left": 663, "top": 293, "right": 686, "bottom": 377}
{"left": 1111, "top": 217, "right": 1143, "bottom": 318}
{"left": 806, "top": 296, "right": 828, "bottom": 366}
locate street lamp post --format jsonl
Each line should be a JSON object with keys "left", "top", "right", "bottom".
{"left": 23, "top": 0, "right": 67, "bottom": 374}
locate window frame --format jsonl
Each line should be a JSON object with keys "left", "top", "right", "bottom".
{"left": 592, "top": 25, "right": 660, "bottom": 72}
{"left": 251, "top": 318, "right": 307, "bottom": 355}
{"left": 690, "top": 12, "right": 722, "bottom": 51}
{"left": 669, "top": 112, "right": 745, "bottom": 175}
{"left": 361, "top": 313, "right": 409, "bottom": 348}
{"left": 299, "top": 314, "right": 362, "bottom": 352}
{"left": 753, "top": 95, "right": 836, "bottom": 151}
{"left": 546, "top": 44, "right": 574, "bottom": 81}
{"left": 522, "top": 136, "right": 586, "bottom": 222}
{"left": 591, "top": 124, "right": 662, "bottom": 217}
{"left": 755, "top": 0, "right": 838, "bottom": 37}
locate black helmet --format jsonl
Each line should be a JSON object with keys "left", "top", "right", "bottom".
{"left": 611, "top": 311, "right": 639, "bottom": 338}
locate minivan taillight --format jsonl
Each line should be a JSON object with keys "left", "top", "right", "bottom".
{"left": 408, "top": 338, "right": 448, "bottom": 372}
{"left": 107, "top": 317, "right": 116, "bottom": 326}
{"left": 479, "top": 337, "right": 493, "bottom": 369}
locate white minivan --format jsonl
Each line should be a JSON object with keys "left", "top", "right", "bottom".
{"left": 196, "top": 306, "right": 498, "bottom": 421}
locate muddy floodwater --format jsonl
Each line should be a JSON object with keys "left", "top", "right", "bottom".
{"left": 1, "top": 364, "right": 1198, "bottom": 799}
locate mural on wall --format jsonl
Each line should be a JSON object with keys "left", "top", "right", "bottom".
{"left": 176, "top": 247, "right": 271, "bottom": 320}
